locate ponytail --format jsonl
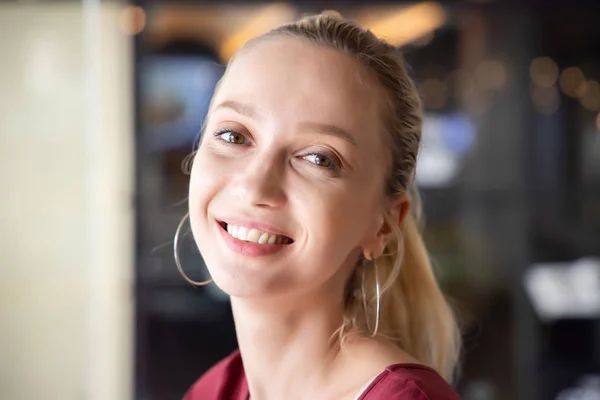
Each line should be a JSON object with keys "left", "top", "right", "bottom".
{"left": 387, "top": 212, "right": 461, "bottom": 382}
{"left": 342, "top": 192, "right": 461, "bottom": 383}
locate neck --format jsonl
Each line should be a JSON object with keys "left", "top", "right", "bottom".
{"left": 231, "top": 288, "right": 347, "bottom": 400}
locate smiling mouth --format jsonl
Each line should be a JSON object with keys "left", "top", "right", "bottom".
{"left": 218, "top": 221, "right": 294, "bottom": 245}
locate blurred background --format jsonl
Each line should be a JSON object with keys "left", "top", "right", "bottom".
{"left": 1, "top": 0, "right": 600, "bottom": 399}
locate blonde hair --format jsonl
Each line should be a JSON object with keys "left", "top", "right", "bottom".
{"left": 245, "top": 13, "right": 462, "bottom": 382}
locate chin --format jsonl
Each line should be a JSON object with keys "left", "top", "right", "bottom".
{"left": 208, "top": 257, "right": 304, "bottom": 300}
{"left": 204, "top": 257, "right": 271, "bottom": 297}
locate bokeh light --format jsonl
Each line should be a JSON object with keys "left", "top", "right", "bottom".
{"left": 119, "top": 6, "right": 146, "bottom": 36}
{"left": 530, "top": 56, "right": 559, "bottom": 88}
{"left": 559, "top": 67, "right": 587, "bottom": 98}
{"left": 580, "top": 80, "right": 600, "bottom": 111}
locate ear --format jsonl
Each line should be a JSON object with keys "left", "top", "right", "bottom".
{"left": 362, "top": 194, "right": 411, "bottom": 259}
{"left": 387, "top": 192, "right": 411, "bottom": 232}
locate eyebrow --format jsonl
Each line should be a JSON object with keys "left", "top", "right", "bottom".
{"left": 213, "top": 100, "right": 358, "bottom": 147}
{"left": 214, "top": 100, "right": 260, "bottom": 120}
{"left": 298, "top": 122, "right": 357, "bottom": 147}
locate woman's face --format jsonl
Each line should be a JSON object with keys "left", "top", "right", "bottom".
{"left": 189, "top": 37, "right": 394, "bottom": 299}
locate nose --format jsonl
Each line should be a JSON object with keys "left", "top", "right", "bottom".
{"left": 230, "top": 150, "right": 287, "bottom": 208}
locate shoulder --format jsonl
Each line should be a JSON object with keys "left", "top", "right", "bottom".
{"left": 362, "top": 364, "right": 461, "bottom": 400}
{"left": 183, "top": 350, "right": 248, "bottom": 400}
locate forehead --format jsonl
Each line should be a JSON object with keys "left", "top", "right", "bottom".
{"left": 213, "top": 37, "right": 385, "bottom": 138}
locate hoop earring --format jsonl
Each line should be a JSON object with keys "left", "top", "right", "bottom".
{"left": 174, "top": 212, "right": 212, "bottom": 286}
{"left": 361, "top": 255, "right": 381, "bottom": 337}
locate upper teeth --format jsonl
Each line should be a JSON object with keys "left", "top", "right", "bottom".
{"left": 226, "top": 224, "right": 289, "bottom": 245}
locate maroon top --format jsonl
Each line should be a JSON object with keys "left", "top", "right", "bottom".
{"left": 183, "top": 350, "right": 461, "bottom": 399}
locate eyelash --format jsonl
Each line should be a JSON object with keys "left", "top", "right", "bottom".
{"left": 213, "top": 129, "right": 247, "bottom": 146}
{"left": 303, "top": 153, "right": 339, "bottom": 170}
{"left": 212, "top": 129, "right": 342, "bottom": 171}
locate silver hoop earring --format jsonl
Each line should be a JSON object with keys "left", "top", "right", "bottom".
{"left": 361, "top": 256, "right": 381, "bottom": 337}
{"left": 174, "top": 212, "right": 212, "bottom": 286}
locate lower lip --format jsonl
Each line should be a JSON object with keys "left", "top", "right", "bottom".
{"left": 217, "top": 221, "right": 291, "bottom": 257}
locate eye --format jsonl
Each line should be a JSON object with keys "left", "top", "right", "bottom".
{"left": 217, "top": 130, "right": 246, "bottom": 145}
{"left": 303, "top": 153, "right": 337, "bottom": 169}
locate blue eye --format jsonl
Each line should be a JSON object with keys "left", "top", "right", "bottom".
{"left": 303, "top": 153, "right": 338, "bottom": 169}
{"left": 217, "top": 130, "right": 246, "bottom": 144}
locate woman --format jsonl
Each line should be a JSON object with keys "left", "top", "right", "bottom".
{"left": 178, "top": 12, "right": 462, "bottom": 400}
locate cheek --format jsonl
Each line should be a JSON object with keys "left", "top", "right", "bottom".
{"left": 300, "top": 186, "right": 372, "bottom": 256}
{"left": 188, "top": 149, "right": 225, "bottom": 224}
{"left": 187, "top": 148, "right": 232, "bottom": 277}
{"left": 291, "top": 190, "right": 373, "bottom": 291}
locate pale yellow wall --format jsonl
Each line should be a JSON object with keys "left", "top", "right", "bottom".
{"left": 0, "top": 3, "right": 134, "bottom": 400}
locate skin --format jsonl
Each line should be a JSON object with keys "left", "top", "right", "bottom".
{"left": 188, "top": 37, "right": 414, "bottom": 400}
